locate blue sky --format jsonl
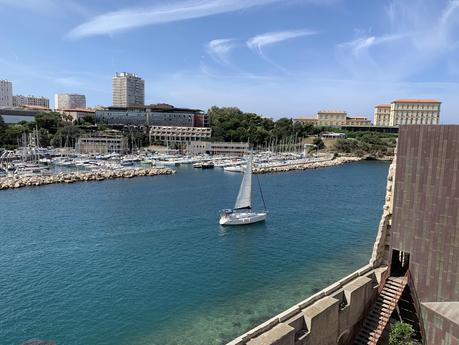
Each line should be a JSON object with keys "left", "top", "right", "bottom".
{"left": 1, "top": 0, "right": 459, "bottom": 123}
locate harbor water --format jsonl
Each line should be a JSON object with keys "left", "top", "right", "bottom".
{"left": 0, "top": 161, "right": 389, "bottom": 345}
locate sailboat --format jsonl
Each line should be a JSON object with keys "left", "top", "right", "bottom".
{"left": 219, "top": 155, "right": 267, "bottom": 226}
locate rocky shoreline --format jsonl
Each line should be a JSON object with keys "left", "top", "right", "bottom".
{"left": 0, "top": 167, "right": 175, "bottom": 190}
{"left": 253, "top": 156, "right": 370, "bottom": 174}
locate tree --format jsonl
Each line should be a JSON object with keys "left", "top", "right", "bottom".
{"left": 0, "top": 115, "right": 5, "bottom": 130}
{"left": 312, "top": 137, "right": 325, "bottom": 150}
{"left": 35, "top": 112, "right": 63, "bottom": 134}
{"left": 389, "top": 322, "right": 415, "bottom": 345}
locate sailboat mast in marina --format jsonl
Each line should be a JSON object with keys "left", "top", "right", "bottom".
{"left": 219, "top": 155, "right": 267, "bottom": 226}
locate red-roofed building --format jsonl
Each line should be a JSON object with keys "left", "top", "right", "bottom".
{"left": 374, "top": 99, "right": 441, "bottom": 126}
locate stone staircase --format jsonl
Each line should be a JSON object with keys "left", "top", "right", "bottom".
{"left": 353, "top": 276, "right": 408, "bottom": 345}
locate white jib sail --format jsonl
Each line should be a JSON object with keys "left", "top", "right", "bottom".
{"left": 234, "top": 155, "right": 252, "bottom": 209}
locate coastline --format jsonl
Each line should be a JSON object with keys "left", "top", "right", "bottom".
{"left": 0, "top": 167, "right": 175, "bottom": 190}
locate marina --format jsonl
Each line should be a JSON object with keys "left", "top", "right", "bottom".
{"left": 0, "top": 161, "right": 390, "bottom": 345}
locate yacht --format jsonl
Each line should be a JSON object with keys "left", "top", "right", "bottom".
{"left": 219, "top": 155, "right": 267, "bottom": 226}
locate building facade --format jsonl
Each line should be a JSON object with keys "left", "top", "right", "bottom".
{"left": 373, "top": 104, "right": 391, "bottom": 126}
{"left": 76, "top": 132, "right": 128, "bottom": 154}
{"left": 317, "top": 110, "right": 347, "bottom": 126}
{"left": 96, "top": 104, "right": 208, "bottom": 128}
{"left": 0, "top": 108, "right": 44, "bottom": 124}
{"left": 0, "top": 80, "right": 13, "bottom": 107}
{"left": 112, "top": 72, "right": 145, "bottom": 107}
{"left": 345, "top": 117, "right": 372, "bottom": 126}
{"left": 150, "top": 126, "right": 211, "bottom": 145}
{"left": 55, "top": 94, "right": 86, "bottom": 110}
{"left": 389, "top": 99, "right": 440, "bottom": 126}
{"left": 59, "top": 108, "right": 96, "bottom": 122}
{"left": 13, "top": 95, "right": 49, "bottom": 108}
{"left": 187, "top": 141, "right": 249, "bottom": 156}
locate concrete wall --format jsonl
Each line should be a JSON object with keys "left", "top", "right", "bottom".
{"left": 227, "top": 265, "right": 388, "bottom": 345}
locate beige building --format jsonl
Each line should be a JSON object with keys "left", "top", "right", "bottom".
{"left": 374, "top": 104, "right": 391, "bottom": 126}
{"left": 13, "top": 95, "right": 49, "bottom": 108}
{"left": 390, "top": 99, "right": 440, "bottom": 126}
{"left": 317, "top": 110, "right": 347, "bottom": 126}
{"left": 187, "top": 141, "right": 249, "bottom": 156}
{"left": 55, "top": 93, "right": 86, "bottom": 110}
{"left": 112, "top": 72, "right": 145, "bottom": 107}
{"left": 76, "top": 132, "right": 128, "bottom": 154}
{"left": 0, "top": 80, "right": 13, "bottom": 107}
{"left": 150, "top": 126, "right": 211, "bottom": 145}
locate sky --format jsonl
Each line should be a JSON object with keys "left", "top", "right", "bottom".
{"left": 1, "top": 0, "right": 459, "bottom": 123}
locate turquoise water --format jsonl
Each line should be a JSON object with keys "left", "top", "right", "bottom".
{"left": 0, "top": 161, "right": 389, "bottom": 345}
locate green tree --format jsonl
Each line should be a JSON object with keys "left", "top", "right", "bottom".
{"left": 389, "top": 322, "right": 415, "bottom": 345}
{"left": 35, "top": 112, "right": 63, "bottom": 134}
{"left": 312, "top": 137, "right": 325, "bottom": 150}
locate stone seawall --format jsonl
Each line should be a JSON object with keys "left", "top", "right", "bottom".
{"left": 253, "top": 156, "right": 364, "bottom": 174}
{"left": 0, "top": 167, "right": 175, "bottom": 190}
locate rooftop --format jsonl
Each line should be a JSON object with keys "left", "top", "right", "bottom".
{"left": 392, "top": 99, "right": 441, "bottom": 103}
{"left": 375, "top": 104, "right": 391, "bottom": 108}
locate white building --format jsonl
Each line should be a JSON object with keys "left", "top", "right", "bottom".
{"left": 13, "top": 95, "right": 49, "bottom": 108}
{"left": 187, "top": 141, "right": 250, "bottom": 156}
{"left": 55, "top": 93, "right": 86, "bottom": 110}
{"left": 390, "top": 99, "right": 441, "bottom": 126}
{"left": 0, "top": 80, "right": 13, "bottom": 107}
{"left": 112, "top": 72, "right": 145, "bottom": 107}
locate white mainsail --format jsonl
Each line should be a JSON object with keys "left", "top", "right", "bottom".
{"left": 234, "top": 155, "right": 252, "bottom": 210}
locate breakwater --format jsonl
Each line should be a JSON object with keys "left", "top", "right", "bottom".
{"left": 253, "top": 156, "right": 364, "bottom": 174}
{"left": 0, "top": 167, "right": 175, "bottom": 190}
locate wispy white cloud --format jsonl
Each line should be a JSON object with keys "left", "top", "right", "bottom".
{"left": 337, "top": 0, "right": 459, "bottom": 81}
{"left": 338, "top": 33, "right": 409, "bottom": 57}
{"left": 247, "top": 29, "right": 318, "bottom": 72}
{"left": 247, "top": 29, "right": 317, "bottom": 52}
{"left": 207, "top": 39, "right": 238, "bottom": 65}
{"left": 67, "top": 0, "right": 282, "bottom": 39}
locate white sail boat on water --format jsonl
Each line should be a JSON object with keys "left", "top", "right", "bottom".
{"left": 219, "top": 155, "right": 267, "bottom": 226}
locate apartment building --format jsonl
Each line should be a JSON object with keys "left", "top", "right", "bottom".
{"left": 0, "top": 80, "right": 13, "bottom": 107}
{"left": 112, "top": 72, "right": 145, "bottom": 107}
{"left": 13, "top": 95, "right": 49, "bottom": 108}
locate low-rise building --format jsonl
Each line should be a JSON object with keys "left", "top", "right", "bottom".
{"left": 390, "top": 99, "right": 440, "bottom": 125}
{"left": 96, "top": 104, "right": 208, "bottom": 127}
{"left": 317, "top": 110, "right": 347, "bottom": 126}
{"left": 149, "top": 126, "right": 212, "bottom": 145}
{"left": 13, "top": 95, "right": 49, "bottom": 108}
{"left": 373, "top": 99, "right": 441, "bottom": 126}
{"left": 0, "top": 107, "right": 49, "bottom": 124}
{"left": 76, "top": 132, "right": 128, "bottom": 154}
{"left": 187, "top": 141, "right": 250, "bottom": 156}
{"left": 374, "top": 104, "right": 391, "bottom": 126}
{"left": 346, "top": 116, "right": 372, "bottom": 126}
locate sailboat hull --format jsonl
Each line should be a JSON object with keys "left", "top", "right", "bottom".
{"left": 219, "top": 211, "right": 267, "bottom": 226}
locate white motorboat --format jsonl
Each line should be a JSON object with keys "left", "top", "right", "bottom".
{"left": 219, "top": 155, "right": 267, "bottom": 226}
